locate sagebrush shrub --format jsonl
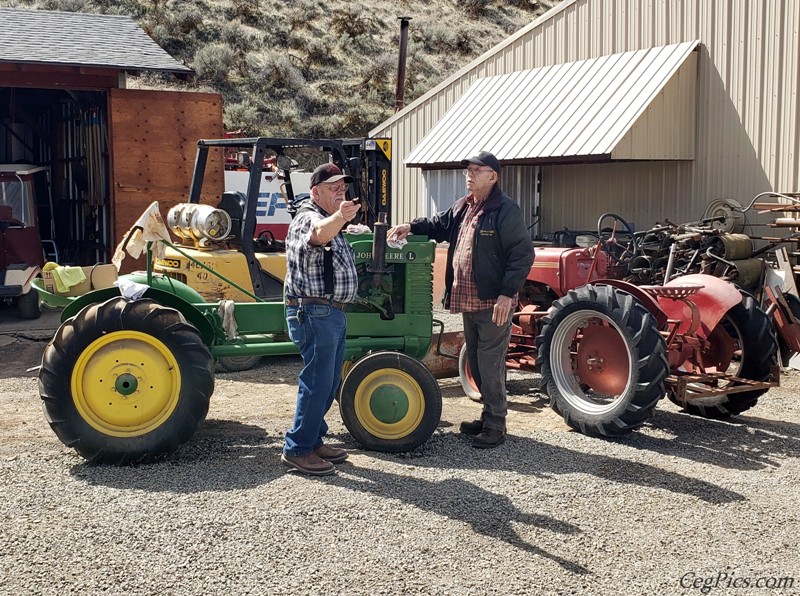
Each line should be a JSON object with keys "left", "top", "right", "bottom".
{"left": 251, "top": 53, "right": 306, "bottom": 92}
{"left": 193, "top": 43, "right": 236, "bottom": 83}
{"left": 462, "top": 0, "right": 492, "bottom": 18}
{"left": 39, "top": 0, "right": 91, "bottom": 11}
{"left": 224, "top": 101, "right": 261, "bottom": 135}
{"left": 305, "top": 38, "right": 339, "bottom": 67}
{"left": 330, "top": 5, "right": 375, "bottom": 38}
{"left": 230, "top": 0, "right": 259, "bottom": 25}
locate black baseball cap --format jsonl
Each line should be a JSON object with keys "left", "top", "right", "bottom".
{"left": 460, "top": 151, "right": 501, "bottom": 174}
{"left": 310, "top": 163, "right": 354, "bottom": 188}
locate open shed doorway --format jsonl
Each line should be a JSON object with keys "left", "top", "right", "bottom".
{"left": 0, "top": 87, "right": 110, "bottom": 265}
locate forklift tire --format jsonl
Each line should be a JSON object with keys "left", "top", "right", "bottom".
{"left": 218, "top": 355, "right": 262, "bottom": 373}
{"left": 38, "top": 297, "right": 214, "bottom": 465}
{"left": 339, "top": 351, "right": 442, "bottom": 453}
{"left": 538, "top": 284, "right": 668, "bottom": 437}
{"left": 17, "top": 289, "right": 42, "bottom": 319}
{"left": 457, "top": 343, "right": 482, "bottom": 402}
{"left": 667, "top": 293, "right": 777, "bottom": 418}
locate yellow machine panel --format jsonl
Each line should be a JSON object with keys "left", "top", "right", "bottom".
{"left": 155, "top": 246, "right": 287, "bottom": 302}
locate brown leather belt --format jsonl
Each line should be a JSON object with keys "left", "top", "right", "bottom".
{"left": 285, "top": 297, "right": 345, "bottom": 310}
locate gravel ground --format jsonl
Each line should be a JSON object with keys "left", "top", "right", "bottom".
{"left": 1, "top": 311, "right": 799, "bottom": 595}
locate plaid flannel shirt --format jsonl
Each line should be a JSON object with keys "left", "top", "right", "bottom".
{"left": 284, "top": 203, "right": 358, "bottom": 303}
{"left": 449, "top": 197, "right": 499, "bottom": 314}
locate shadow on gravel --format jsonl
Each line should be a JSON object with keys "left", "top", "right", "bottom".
{"left": 343, "top": 431, "right": 746, "bottom": 507}
{"left": 69, "top": 420, "right": 284, "bottom": 492}
{"left": 625, "top": 409, "right": 800, "bottom": 471}
{"left": 332, "top": 464, "right": 589, "bottom": 575}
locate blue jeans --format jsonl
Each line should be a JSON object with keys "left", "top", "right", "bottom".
{"left": 283, "top": 304, "right": 347, "bottom": 456}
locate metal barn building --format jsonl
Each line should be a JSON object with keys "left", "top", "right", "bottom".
{"left": 371, "top": 0, "right": 799, "bottom": 238}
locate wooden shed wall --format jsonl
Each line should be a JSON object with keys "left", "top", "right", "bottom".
{"left": 108, "top": 88, "right": 224, "bottom": 264}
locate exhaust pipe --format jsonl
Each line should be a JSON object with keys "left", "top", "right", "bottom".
{"left": 395, "top": 16, "right": 411, "bottom": 112}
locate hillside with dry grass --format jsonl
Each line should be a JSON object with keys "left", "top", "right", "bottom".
{"left": 1, "top": 0, "right": 557, "bottom": 137}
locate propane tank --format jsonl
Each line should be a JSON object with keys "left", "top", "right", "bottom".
{"left": 167, "top": 203, "right": 232, "bottom": 246}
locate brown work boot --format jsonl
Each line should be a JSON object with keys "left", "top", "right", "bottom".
{"left": 472, "top": 428, "right": 506, "bottom": 449}
{"left": 459, "top": 418, "right": 484, "bottom": 436}
{"left": 281, "top": 452, "right": 336, "bottom": 476}
{"left": 314, "top": 444, "right": 348, "bottom": 464}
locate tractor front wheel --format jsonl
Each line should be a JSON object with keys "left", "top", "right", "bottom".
{"left": 457, "top": 343, "right": 482, "bottom": 402}
{"left": 218, "top": 355, "right": 262, "bottom": 373}
{"left": 538, "top": 284, "right": 668, "bottom": 437}
{"left": 667, "top": 293, "right": 776, "bottom": 418}
{"left": 339, "top": 351, "right": 441, "bottom": 452}
{"left": 38, "top": 297, "right": 214, "bottom": 465}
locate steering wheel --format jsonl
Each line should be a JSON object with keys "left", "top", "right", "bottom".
{"left": 596, "top": 212, "right": 637, "bottom": 263}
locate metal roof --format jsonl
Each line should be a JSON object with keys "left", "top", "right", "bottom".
{"left": 0, "top": 8, "right": 192, "bottom": 75}
{"left": 405, "top": 40, "right": 699, "bottom": 168}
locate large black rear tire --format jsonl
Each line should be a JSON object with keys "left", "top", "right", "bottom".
{"left": 667, "top": 293, "right": 776, "bottom": 418}
{"left": 38, "top": 297, "right": 214, "bottom": 465}
{"left": 339, "top": 351, "right": 441, "bottom": 452}
{"left": 538, "top": 284, "right": 668, "bottom": 437}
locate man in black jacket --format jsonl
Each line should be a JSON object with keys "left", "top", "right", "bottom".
{"left": 388, "top": 151, "right": 534, "bottom": 448}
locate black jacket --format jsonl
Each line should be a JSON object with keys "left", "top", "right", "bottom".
{"left": 410, "top": 184, "right": 534, "bottom": 309}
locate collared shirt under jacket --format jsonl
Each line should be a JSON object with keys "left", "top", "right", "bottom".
{"left": 284, "top": 201, "right": 358, "bottom": 303}
{"left": 409, "top": 184, "right": 534, "bottom": 310}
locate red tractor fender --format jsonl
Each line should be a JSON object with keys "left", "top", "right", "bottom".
{"left": 592, "top": 279, "right": 670, "bottom": 329}
{"left": 658, "top": 274, "right": 743, "bottom": 337}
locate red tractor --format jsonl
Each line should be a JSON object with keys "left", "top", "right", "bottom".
{"left": 460, "top": 213, "right": 778, "bottom": 437}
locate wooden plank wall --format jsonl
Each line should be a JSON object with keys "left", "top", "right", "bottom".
{"left": 108, "top": 88, "right": 223, "bottom": 271}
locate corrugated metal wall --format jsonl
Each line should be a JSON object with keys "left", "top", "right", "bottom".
{"left": 372, "top": 0, "right": 800, "bottom": 233}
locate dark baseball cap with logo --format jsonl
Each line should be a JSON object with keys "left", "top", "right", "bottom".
{"left": 310, "top": 163, "right": 354, "bottom": 188}
{"left": 460, "top": 151, "right": 501, "bottom": 174}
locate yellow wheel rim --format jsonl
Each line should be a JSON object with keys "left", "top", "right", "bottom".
{"left": 71, "top": 330, "right": 182, "bottom": 437}
{"left": 341, "top": 360, "right": 353, "bottom": 380}
{"left": 353, "top": 368, "right": 425, "bottom": 440}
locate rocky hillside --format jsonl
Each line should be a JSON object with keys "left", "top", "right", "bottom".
{"left": 1, "top": 0, "right": 558, "bottom": 137}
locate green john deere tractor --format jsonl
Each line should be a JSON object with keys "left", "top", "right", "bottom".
{"left": 35, "top": 138, "right": 444, "bottom": 465}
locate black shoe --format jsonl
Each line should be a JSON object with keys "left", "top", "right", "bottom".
{"left": 459, "top": 418, "right": 484, "bottom": 436}
{"left": 472, "top": 428, "right": 506, "bottom": 449}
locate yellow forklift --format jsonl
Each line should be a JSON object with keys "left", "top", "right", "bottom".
{"left": 153, "top": 137, "right": 392, "bottom": 370}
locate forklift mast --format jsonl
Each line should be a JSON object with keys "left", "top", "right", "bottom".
{"left": 185, "top": 137, "right": 392, "bottom": 300}
{"left": 340, "top": 137, "right": 392, "bottom": 228}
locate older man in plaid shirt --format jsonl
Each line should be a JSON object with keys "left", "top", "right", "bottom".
{"left": 389, "top": 151, "right": 534, "bottom": 448}
{"left": 281, "top": 163, "right": 360, "bottom": 476}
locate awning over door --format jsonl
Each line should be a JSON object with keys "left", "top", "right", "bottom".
{"left": 405, "top": 40, "right": 699, "bottom": 168}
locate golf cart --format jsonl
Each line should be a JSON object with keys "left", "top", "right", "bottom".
{"left": 0, "top": 164, "right": 51, "bottom": 319}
